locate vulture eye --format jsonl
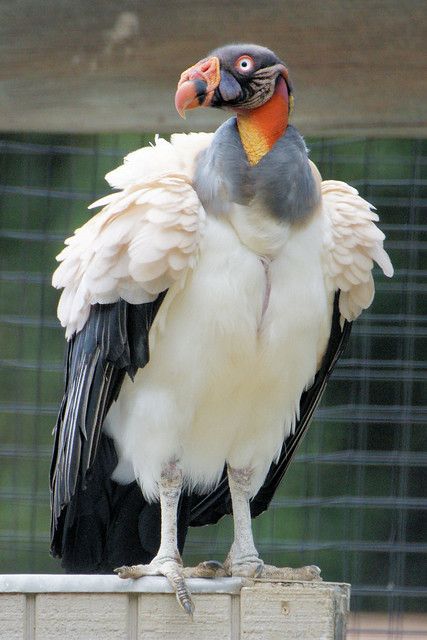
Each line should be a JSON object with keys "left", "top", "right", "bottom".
{"left": 235, "top": 55, "right": 255, "bottom": 73}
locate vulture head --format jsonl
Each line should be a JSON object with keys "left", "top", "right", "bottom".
{"left": 175, "top": 44, "right": 293, "bottom": 117}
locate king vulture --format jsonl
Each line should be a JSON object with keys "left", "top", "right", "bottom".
{"left": 50, "top": 44, "right": 393, "bottom": 615}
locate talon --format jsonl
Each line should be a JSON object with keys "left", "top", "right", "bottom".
{"left": 114, "top": 563, "right": 147, "bottom": 579}
{"left": 114, "top": 565, "right": 130, "bottom": 579}
{"left": 197, "top": 560, "right": 227, "bottom": 577}
{"left": 182, "top": 598, "right": 195, "bottom": 619}
{"left": 202, "top": 560, "right": 224, "bottom": 570}
{"left": 307, "top": 565, "right": 322, "bottom": 580}
{"left": 175, "top": 579, "right": 195, "bottom": 617}
{"left": 183, "top": 560, "right": 227, "bottom": 578}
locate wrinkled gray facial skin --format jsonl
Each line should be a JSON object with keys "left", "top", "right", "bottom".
{"left": 209, "top": 43, "right": 292, "bottom": 112}
{"left": 193, "top": 118, "right": 320, "bottom": 224}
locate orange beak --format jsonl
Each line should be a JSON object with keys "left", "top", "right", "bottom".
{"left": 175, "top": 56, "right": 221, "bottom": 118}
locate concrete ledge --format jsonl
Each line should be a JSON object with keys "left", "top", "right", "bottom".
{"left": 0, "top": 574, "right": 350, "bottom": 639}
{"left": 0, "top": 574, "right": 244, "bottom": 595}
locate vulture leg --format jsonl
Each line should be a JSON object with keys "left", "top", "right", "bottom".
{"left": 181, "top": 466, "right": 263, "bottom": 581}
{"left": 179, "top": 466, "right": 261, "bottom": 581}
{"left": 115, "top": 462, "right": 195, "bottom": 616}
{"left": 225, "top": 465, "right": 322, "bottom": 581}
{"left": 225, "top": 465, "right": 264, "bottom": 576}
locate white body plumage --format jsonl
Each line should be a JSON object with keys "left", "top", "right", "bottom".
{"left": 53, "top": 133, "right": 393, "bottom": 502}
{"left": 107, "top": 207, "right": 331, "bottom": 500}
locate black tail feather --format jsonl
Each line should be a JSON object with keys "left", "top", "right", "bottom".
{"left": 53, "top": 433, "right": 191, "bottom": 573}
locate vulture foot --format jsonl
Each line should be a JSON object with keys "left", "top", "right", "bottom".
{"left": 220, "top": 551, "right": 322, "bottom": 581}
{"left": 182, "top": 558, "right": 321, "bottom": 582}
{"left": 182, "top": 560, "right": 227, "bottom": 578}
{"left": 222, "top": 553, "right": 265, "bottom": 578}
{"left": 115, "top": 557, "right": 195, "bottom": 617}
{"left": 183, "top": 555, "right": 265, "bottom": 579}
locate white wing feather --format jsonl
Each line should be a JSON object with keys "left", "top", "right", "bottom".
{"left": 322, "top": 180, "right": 394, "bottom": 321}
{"left": 53, "top": 134, "right": 212, "bottom": 339}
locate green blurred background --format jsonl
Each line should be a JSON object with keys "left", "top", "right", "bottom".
{"left": 0, "top": 133, "right": 425, "bottom": 623}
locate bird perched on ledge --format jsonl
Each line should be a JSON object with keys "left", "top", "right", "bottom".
{"left": 50, "top": 44, "right": 393, "bottom": 615}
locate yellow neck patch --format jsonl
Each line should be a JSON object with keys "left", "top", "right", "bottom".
{"left": 237, "top": 119, "right": 270, "bottom": 166}
{"left": 236, "top": 78, "right": 290, "bottom": 166}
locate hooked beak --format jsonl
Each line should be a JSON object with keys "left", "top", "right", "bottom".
{"left": 175, "top": 56, "right": 221, "bottom": 118}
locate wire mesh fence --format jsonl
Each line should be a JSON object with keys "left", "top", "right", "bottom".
{"left": 0, "top": 132, "right": 426, "bottom": 638}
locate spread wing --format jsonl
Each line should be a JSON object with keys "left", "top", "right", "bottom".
{"left": 50, "top": 134, "right": 210, "bottom": 562}
{"left": 189, "top": 177, "right": 393, "bottom": 526}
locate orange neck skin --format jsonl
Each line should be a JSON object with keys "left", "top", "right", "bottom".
{"left": 236, "top": 77, "right": 289, "bottom": 166}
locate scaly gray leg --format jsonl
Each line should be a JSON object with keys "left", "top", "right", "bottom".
{"left": 183, "top": 465, "right": 321, "bottom": 581}
{"left": 225, "top": 464, "right": 322, "bottom": 581}
{"left": 115, "top": 461, "right": 195, "bottom": 617}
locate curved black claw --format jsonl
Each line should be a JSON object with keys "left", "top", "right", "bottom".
{"left": 203, "top": 560, "right": 224, "bottom": 571}
{"left": 182, "top": 597, "right": 195, "bottom": 619}
{"left": 113, "top": 559, "right": 195, "bottom": 616}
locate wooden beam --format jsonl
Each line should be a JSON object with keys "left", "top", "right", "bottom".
{"left": 1, "top": 0, "right": 425, "bottom": 135}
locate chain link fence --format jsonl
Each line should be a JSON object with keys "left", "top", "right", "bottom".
{"left": 0, "top": 133, "right": 425, "bottom": 638}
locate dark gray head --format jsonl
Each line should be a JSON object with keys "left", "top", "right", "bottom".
{"left": 209, "top": 44, "right": 292, "bottom": 110}
{"left": 175, "top": 43, "right": 292, "bottom": 116}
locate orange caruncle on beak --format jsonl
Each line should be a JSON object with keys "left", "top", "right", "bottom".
{"left": 175, "top": 56, "right": 220, "bottom": 118}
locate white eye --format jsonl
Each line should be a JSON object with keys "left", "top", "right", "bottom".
{"left": 235, "top": 55, "right": 255, "bottom": 73}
